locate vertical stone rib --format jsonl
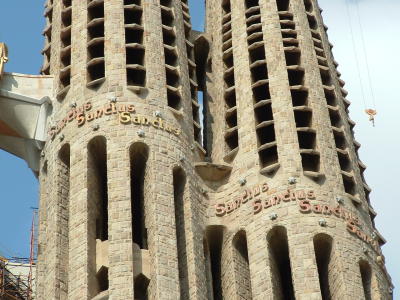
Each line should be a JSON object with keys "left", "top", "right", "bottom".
{"left": 68, "top": 144, "right": 90, "bottom": 300}
{"left": 108, "top": 142, "right": 134, "bottom": 299}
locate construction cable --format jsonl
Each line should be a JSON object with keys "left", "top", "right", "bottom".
{"left": 345, "top": 0, "right": 368, "bottom": 110}
{"left": 354, "top": 0, "right": 377, "bottom": 110}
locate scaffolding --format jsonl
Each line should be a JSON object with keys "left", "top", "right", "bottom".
{"left": 0, "top": 258, "right": 33, "bottom": 300}
{"left": 0, "top": 210, "right": 37, "bottom": 300}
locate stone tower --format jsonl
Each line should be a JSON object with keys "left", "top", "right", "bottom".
{"left": 31, "top": 0, "right": 393, "bottom": 299}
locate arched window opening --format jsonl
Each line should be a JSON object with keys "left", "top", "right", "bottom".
{"left": 267, "top": 226, "right": 295, "bottom": 300}
{"left": 359, "top": 260, "right": 372, "bottom": 300}
{"left": 96, "top": 266, "right": 109, "bottom": 294}
{"left": 205, "top": 226, "right": 224, "bottom": 300}
{"left": 58, "top": 144, "right": 70, "bottom": 297}
{"left": 130, "top": 142, "right": 149, "bottom": 249}
{"left": 173, "top": 167, "right": 189, "bottom": 298}
{"left": 233, "top": 231, "right": 253, "bottom": 299}
{"left": 134, "top": 274, "right": 150, "bottom": 300}
{"left": 313, "top": 234, "right": 333, "bottom": 300}
{"left": 88, "top": 136, "right": 109, "bottom": 296}
{"left": 88, "top": 137, "right": 108, "bottom": 241}
{"left": 203, "top": 239, "right": 214, "bottom": 300}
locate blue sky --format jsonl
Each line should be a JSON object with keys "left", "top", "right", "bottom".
{"left": 0, "top": 0, "right": 398, "bottom": 297}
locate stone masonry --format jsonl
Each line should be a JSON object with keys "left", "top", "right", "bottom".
{"left": 34, "top": 0, "right": 393, "bottom": 299}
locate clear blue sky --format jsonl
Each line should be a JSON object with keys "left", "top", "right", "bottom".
{"left": 0, "top": 0, "right": 398, "bottom": 297}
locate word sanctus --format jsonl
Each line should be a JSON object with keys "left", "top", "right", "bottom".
{"left": 49, "top": 101, "right": 181, "bottom": 139}
{"left": 215, "top": 182, "right": 269, "bottom": 217}
{"left": 119, "top": 112, "right": 181, "bottom": 136}
{"left": 253, "top": 189, "right": 316, "bottom": 215}
{"left": 299, "top": 200, "right": 380, "bottom": 254}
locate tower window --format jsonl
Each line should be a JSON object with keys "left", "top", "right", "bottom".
{"left": 134, "top": 274, "right": 149, "bottom": 300}
{"left": 130, "top": 142, "right": 149, "bottom": 249}
{"left": 359, "top": 260, "right": 372, "bottom": 300}
{"left": 87, "top": 136, "right": 109, "bottom": 295}
{"left": 173, "top": 167, "right": 189, "bottom": 299}
{"left": 205, "top": 226, "right": 224, "bottom": 300}
{"left": 267, "top": 226, "right": 295, "bottom": 300}
{"left": 233, "top": 231, "right": 253, "bottom": 299}
{"left": 313, "top": 233, "right": 333, "bottom": 300}
{"left": 58, "top": 144, "right": 70, "bottom": 297}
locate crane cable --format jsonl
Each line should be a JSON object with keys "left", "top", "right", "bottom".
{"left": 354, "top": 0, "right": 377, "bottom": 111}
{"left": 344, "top": 0, "right": 377, "bottom": 125}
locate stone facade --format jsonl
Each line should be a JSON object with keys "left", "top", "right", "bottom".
{"left": 35, "top": 0, "right": 393, "bottom": 299}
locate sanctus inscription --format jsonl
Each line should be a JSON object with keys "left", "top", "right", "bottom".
{"left": 48, "top": 101, "right": 181, "bottom": 140}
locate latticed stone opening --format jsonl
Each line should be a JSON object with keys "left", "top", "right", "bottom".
{"left": 276, "top": 0, "right": 290, "bottom": 11}
{"left": 343, "top": 174, "right": 357, "bottom": 196}
{"left": 267, "top": 226, "right": 295, "bottom": 300}
{"left": 294, "top": 110, "right": 312, "bottom": 127}
{"left": 254, "top": 103, "right": 272, "bottom": 123}
{"left": 251, "top": 62, "right": 268, "bottom": 82}
{"left": 303, "top": 0, "right": 313, "bottom": 12}
{"left": 291, "top": 89, "right": 308, "bottom": 106}
{"left": 125, "top": 0, "right": 141, "bottom": 4}
{"left": 259, "top": 146, "right": 278, "bottom": 169}
{"left": 301, "top": 152, "right": 320, "bottom": 172}
{"left": 285, "top": 51, "right": 301, "bottom": 66}
{"left": 87, "top": 0, "right": 105, "bottom": 85}
{"left": 298, "top": 131, "right": 317, "bottom": 149}
{"left": 288, "top": 69, "right": 305, "bottom": 86}
{"left": 249, "top": 45, "right": 266, "bottom": 64}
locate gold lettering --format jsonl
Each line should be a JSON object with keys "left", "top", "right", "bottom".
{"left": 215, "top": 204, "right": 226, "bottom": 217}
{"left": 127, "top": 104, "right": 135, "bottom": 112}
{"left": 85, "top": 102, "right": 92, "bottom": 111}
{"left": 77, "top": 113, "right": 86, "bottom": 127}
{"left": 299, "top": 200, "right": 311, "bottom": 213}
{"left": 119, "top": 112, "right": 131, "bottom": 124}
{"left": 253, "top": 199, "right": 262, "bottom": 215}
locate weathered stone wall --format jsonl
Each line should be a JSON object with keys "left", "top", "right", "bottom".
{"left": 35, "top": 0, "right": 393, "bottom": 299}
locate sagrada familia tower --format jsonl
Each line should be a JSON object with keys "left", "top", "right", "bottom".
{"left": 0, "top": 0, "right": 394, "bottom": 299}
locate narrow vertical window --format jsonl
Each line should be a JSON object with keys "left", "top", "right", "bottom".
{"left": 205, "top": 226, "right": 224, "bottom": 300}
{"left": 58, "top": 144, "right": 70, "bottom": 298}
{"left": 134, "top": 274, "right": 149, "bottom": 300}
{"left": 267, "top": 226, "right": 295, "bottom": 300}
{"left": 203, "top": 239, "right": 214, "bottom": 300}
{"left": 88, "top": 136, "right": 109, "bottom": 296}
{"left": 313, "top": 234, "right": 333, "bottom": 300}
{"left": 130, "top": 142, "right": 149, "bottom": 249}
{"left": 173, "top": 167, "right": 189, "bottom": 298}
{"left": 233, "top": 231, "right": 253, "bottom": 299}
{"left": 359, "top": 260, "right": 372, "bottom": 300}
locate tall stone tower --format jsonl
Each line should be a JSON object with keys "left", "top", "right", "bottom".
{"left": 29, "top": 0, "right": 393, "bottom": 299}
